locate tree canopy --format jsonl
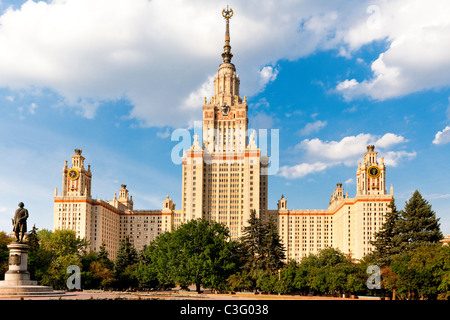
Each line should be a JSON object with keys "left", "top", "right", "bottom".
{"left": 239, "top": 210, "right": 286, "bottom": 274}
{"left": 396, "top": 190, "right": 443, "bottom": 248}
{"left": 136, "top": 218, "right": 238, "bottom": 292}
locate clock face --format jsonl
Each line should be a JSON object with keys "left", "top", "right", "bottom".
{"left": 68, "top": 168, "right": 80, "bottom": 180}
{"left": 367, "top": 165, "right": 381, "bottom": 178}
{"left": 221, "top": 104, "right": 230, "bottom": 116}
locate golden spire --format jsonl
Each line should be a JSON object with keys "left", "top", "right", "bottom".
{"left": 221, "top": 6, "right": 234, "bottom": 63}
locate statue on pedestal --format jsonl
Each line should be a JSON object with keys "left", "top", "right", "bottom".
{"left": 0, "top": 202, "right": 64, "bottom": 296}
{"left": 12, "top": 202, "right": 28, "bottom": 243}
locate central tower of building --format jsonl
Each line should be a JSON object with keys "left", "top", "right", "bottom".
{"left": 180, "top": 8, "right": 269, "bottom": 239}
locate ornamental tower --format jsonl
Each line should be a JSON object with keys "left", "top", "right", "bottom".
{"left": 54, "top": 149, "right": 93, "bottom": 240}
{"left": 203, "top": 6, "right": 247, "bottom": 154}
{"left": 356, "top": 145, "right": 387, "bottom": 196}
{"left": 61, "top": 149, "right": 92, "bottom": 197}
{"left": 181, "top": 8, "right": 269, "bottom": 240}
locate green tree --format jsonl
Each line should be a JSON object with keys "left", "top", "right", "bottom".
{"left": 75, "top": 250, "right": 115, "bottom": 290}
{"left": 239, "top": 209, "right": 266, "bottom": 272}
{"left": 175, "top": 218, "right": 237, "bottom": 292}
{"left": 40, "top": 253, "right": 81, "bottom": 290}
{"left": 98, "top": 243, "right": 114, "bottom": 270}
{"left": 26, "top": 225, "right": 42, "bottom": 280}
{"left": 345, "top": 266, "right": 367, "bottom": 296}
{"left": 139, "top": 219, "right": 237, "bottom": 293}
{"left": 293, "top": 253, "right": 319, "bottom": 294}
{"left": 236, "top": 211, "right": 287, "bottom": 293}
{"left": 88, "top": 261, "right": 115, "bottom": 289}
{"left": 0, "top": 231, "right": 12, "bottom": 280}
{"left": 261, "top": 217, "right": 286, "bottom": 272}
{"left": 292, "top": 247, "right": 361, "bottom": 297}
{"left": 317, "top": 247, "right": 347, "bottom": 266}
{"left": 38, "top": 228, "right": 88, "bottom": 257}
{"left": 396, "top": 190, "right": 443, "bottom": 250}
{"left": 239, "top": 211, "right": 286, "bottom": 277}
{"left": 370, "top": 198, "right": 402, "bottom": 266}
{"left": 226, "top": 271, "right": 253, "bottom": 292}
{"left": 134, "top": 257, "right": 159, "bottom": 289}
{"left": 115, "top": 237, "right": 138, "bottom": 272}
{"left": 276, "top": 260, "right": 298, "bottom": 294}
{"left": 114, "top": 237, "right": 138, "bottom": 290}
{"left": 35, "top": 229, "right": 89, "bottom": 289}
{"left": 307, "top": 248, "right": 349, "bottom": 296}
{"left": 26, "top": 224, "right": 40, "bottom": 253}
{"left": 139, "top": 231, "right": 178, "bottom": 290}
{"left": 380, "top": 265, "right": 400, "bottom": 299}
{"left": 387, "top": 243, "right": 450, "bottom": 300}
{"left": 254, "top": 269, "right": 278, "bottom": 294}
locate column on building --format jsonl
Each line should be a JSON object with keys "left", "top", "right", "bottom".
{"left": 181, "top": 135, "right": 204, "bottom": 223}
{"left": 277, "top": 195, "right": 289, "bottom": 258}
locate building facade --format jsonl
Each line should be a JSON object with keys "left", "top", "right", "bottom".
{"left": 53, "top": 149, "right": 176, "bottom": 259}
{"left": 53, "top": 9, "right": 393, "bottom": 261}
{"left": 271, "top": 145, "right": 394, "bottom": 261}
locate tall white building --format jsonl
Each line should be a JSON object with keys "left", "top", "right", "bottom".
{"left": 53, "top": 9, "right": 393, "bottom": 261}
{"left": 179, "top": 7, "right": 269, "bottom": 239}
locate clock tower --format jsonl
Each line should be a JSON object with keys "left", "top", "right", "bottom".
{"left": 62, "top": 149, "right": 92, "bottom": 197}
{"left": 356, "top": 145, "right": 386, "bottom": 196}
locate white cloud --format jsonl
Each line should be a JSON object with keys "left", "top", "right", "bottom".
{"left": 345, "top": 178, "right": 354, "bottom": 185}
{"left": 337, "top": 0, "right": 450, "bottom": 100}
{"left": 279, "top": 162, "right": 328, "bottom": 179}
{"left": 299, "top": 120, "right": 327, "bottom": 136}
{"left": 0, "top": 0, "right": 377, "bottom": 128}
{"left": 343, "top": 105, "right": 358, "bottom": 113}
{"left": 1, "top": 0, "right": 449, "bottom": 127}
{"left": 29, "top": 102, "right": 37, "bottom": 114}
{"left": 297, "top": 133, "right": 369, "bottom": 165}
{"left": 17, "top": 101, "right": 38, "bottom": 119}
{"left": 281, "top": 132, "right": 413, "bottom": 179}
{"left": 383, "top": 150, "right": 417, "bottom": 167}
{"left": 156, "top": 127, "right": 171, "bottom": 139}
{"left": 259, "top": 65, "right": 279, "bottom": 89}
{"left": 179, "top": 75, "right": 214, "bottom": 111}
{"left": 336, "top": 79, "right": 358, "bottom": 91}
{"left": 0, "top": 0, "right": 225, "bottom": 127}
{"left": 426, "top": 193, "right": 450, "bottom": 200}
{"left": 433, "top": 126, "right": 450, "bottom": 145}
{"left": 250, "top": 97, "right": 270, "bottom": 109}
{"left": 298, "top": 133, "right": 407, "bottom": 164}
{"left": 375, "top": 133, "right": 407, "bottom": 149}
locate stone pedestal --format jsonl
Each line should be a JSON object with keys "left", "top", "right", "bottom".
{"left": 4, "top": 242, "right": 36, "bottom": 285}
{"left": 0, "top": 242, "right": 64, "bottom": 296}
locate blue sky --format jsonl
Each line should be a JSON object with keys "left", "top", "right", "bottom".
{"left": 0, "top": 0, "right": 449, "bottom": 235}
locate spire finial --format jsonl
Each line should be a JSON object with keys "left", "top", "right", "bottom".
{"left": 221, "top": 6, "right": 234, "bottom": 63}
{"left": 222, "top": 5, "right": 233, "bottom": 21}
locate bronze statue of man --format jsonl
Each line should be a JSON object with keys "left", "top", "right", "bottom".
{"left": 12, "top": 202, "right": 28, "bottom": 242}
